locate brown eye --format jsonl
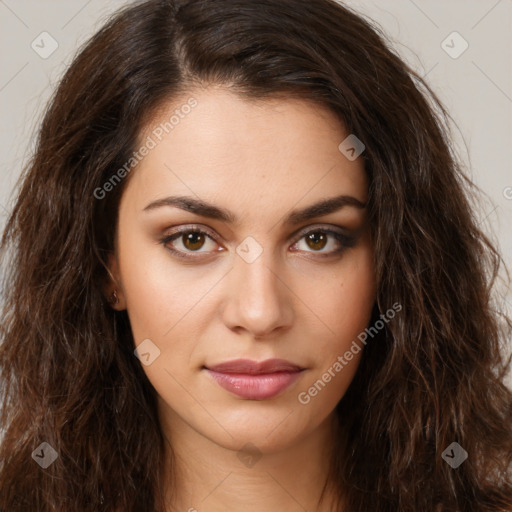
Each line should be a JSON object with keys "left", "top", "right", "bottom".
{"left": 161, "top": 227, "right": 219, "bottom": 259}
{"left": 161, "top": 225, "right": 356, "bottom": 261}
{"left": 291, "top": 228, "right": 356, "bottom": 257}
{"left": 304, "top": 232, "right": 328, "bottom": 251}
{"left": 181, "top": 231, "right": 206, "bottom": 251}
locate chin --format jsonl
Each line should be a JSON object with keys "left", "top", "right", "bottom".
{"left": 199, "top": 407, "right": 321, "bottom": 454}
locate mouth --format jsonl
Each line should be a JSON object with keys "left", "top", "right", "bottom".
{"left": 204, "top": 358, "right": 305, "bottom": 400}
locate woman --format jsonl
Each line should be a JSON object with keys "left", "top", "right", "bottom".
{"left": 1, "top": 0, "right": 511, "bottom": 510}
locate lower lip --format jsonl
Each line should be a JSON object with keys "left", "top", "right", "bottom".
{"left": 206, "top": 369, "right": 303, "bottom": 400}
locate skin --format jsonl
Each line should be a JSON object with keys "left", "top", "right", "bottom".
{"left": 106, "top": 85, "right": 376, "bottom": 511}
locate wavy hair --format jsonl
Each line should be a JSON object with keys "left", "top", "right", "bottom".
{"left": 1, "top": 0, "right": 511, "bottom": 510}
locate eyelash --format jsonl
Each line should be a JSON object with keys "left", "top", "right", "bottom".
{"left": 160, "top": 224, "right": 357, "bottom": 261}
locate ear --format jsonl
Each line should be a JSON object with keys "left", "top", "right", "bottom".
{"left": 103, "top": 252, "right": 127, "bottom": 310}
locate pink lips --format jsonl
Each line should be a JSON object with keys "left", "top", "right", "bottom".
{"left": 205, "top": 358, "right": 304, "bottom": 400}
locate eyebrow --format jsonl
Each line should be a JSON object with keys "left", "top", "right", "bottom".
{"left": 143, "top": 194, "right": 366, "bottom": 226}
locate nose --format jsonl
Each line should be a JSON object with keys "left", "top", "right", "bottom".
{"left": 221, "top": 249, "right": 294, "bottom": 339}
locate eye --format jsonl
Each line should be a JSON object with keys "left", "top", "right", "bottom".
{"left": 160, "top": 225, "right": 357, "bottom": 260}
{"left": 290, "top": 227, "right": 356, "bottom": 257}
{"left": 161, "top": 226, "right": 219, "bottom": 259}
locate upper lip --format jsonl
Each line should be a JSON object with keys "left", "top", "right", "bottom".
{"left": 206, "top": 358, "right": 304, "bottom": 375}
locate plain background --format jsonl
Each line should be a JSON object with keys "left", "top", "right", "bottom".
{"left": 0, "top": 0, "right": 511, "bottom": 387}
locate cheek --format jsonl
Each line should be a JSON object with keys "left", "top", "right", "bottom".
{"left": 332, "top": 249, "right": 376, "bottom": 342}
{"left": 116, "top": 229, "right": 215, "bottom": 343}
{"left": 303, "top": 245, "right": 375, "bottom": 388}
{"left": 304, "top": 243, "right": 376, "bottom": 349}
{"left": 118, "top": 252, "right": 172, "bottom": 343}
{"left": 295, "top": 247, "right": 375, "bottom": 412}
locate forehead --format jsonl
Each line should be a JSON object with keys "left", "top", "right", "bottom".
{"left": 122, "top": 87, "right": 367, "bottom": 219}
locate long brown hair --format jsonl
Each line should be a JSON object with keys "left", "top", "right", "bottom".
{"left": 1, "top": 0, "right": 511, "bottom": 510}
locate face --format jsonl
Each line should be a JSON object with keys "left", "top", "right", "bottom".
{"left": 107, "top": 86, "right": 376, "bottom": 454}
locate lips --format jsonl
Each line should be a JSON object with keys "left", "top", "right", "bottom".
{"left": 207, "top": 358, "right": 303, "bottom": 375}
{"left": 205, "top": 358, "right": 305, "bottom": 400}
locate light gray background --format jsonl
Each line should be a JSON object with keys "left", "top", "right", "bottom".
{"left": 1, "top": 0, "right": 511, "bottom": 385}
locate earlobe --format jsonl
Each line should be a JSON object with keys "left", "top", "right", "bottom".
{"left": 104, "top": 252, "right": 126, "bottom": 310}
{"left": 108, "top": 289, "right": 120, "bottom": 306}
{"left": 106, "top": 287, "right": 126, "bottom": 310}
